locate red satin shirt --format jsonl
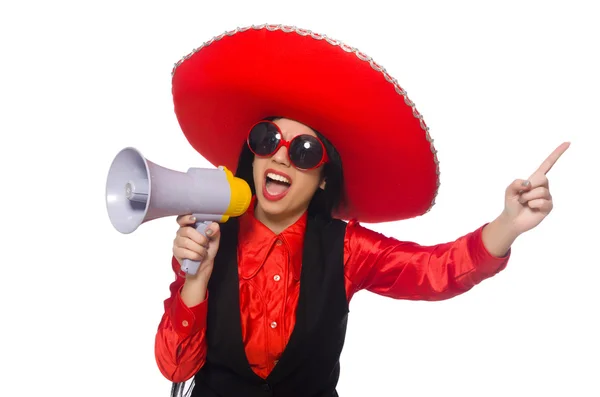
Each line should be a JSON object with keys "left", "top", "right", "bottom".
{"left": 154, "top": 202, "right": 510, "bottom": 383}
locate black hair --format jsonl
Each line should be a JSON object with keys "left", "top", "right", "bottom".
{"left": 235, "top": 116, "right": 345, "bottom": 220}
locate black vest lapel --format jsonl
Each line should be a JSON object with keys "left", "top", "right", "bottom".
{"left": 202, "top": 217, "right": 261, "bottom": 383}
{"left": 266, "top": 215, "right": 346, "bottom": 383}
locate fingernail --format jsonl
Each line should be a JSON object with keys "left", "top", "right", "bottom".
{"left": 190, "top": 216, "right": 196, "bottom": 222}
{"left": 206, "top": 228, "right": 213, "bottom": 236}
{"left": 522, "top": 180, "right": 530, "bottom": 187}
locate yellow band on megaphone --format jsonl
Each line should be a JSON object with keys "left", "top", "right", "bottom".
{"left": 219, "top": 166, "right": 252, "bottom": 223}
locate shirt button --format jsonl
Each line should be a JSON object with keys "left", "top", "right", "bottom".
{"left": 271, "top": 321, "right": 278, "bottom": 329}
{"left": 182, "top": 320, "right": 189, "bottom": 327}
{"left": 273, "top": 275, "right": 281, "bottom": 282}
{"left": 275, "top": 239, "right": 282, "bottom": 246}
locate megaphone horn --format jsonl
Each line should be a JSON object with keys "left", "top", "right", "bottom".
{"left": 105, "top": 147, "right": 252, "bottom": 275}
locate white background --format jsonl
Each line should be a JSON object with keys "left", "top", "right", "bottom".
{"left": 1, "top": 0, "right": 599, "bottom": 396}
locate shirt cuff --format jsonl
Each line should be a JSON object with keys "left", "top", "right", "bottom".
{"left": 169, "top": 284, "right": 209, "bottom": 337}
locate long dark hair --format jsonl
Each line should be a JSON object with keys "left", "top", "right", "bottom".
{"left": 235, "top": 117, "right": 345, "bottom": 220}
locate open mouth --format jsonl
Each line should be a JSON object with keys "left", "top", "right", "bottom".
{"left": 264, "top": 170, "right": 292, "bottom": 199}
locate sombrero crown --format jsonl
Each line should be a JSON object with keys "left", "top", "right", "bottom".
{"left": 171, "top": 24, "right": 440, "bottom": 223}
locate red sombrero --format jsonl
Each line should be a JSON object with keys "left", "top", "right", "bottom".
{"left": 171, "top": 24, "right": 440, "bottom": 223}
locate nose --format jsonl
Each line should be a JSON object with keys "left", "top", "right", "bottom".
{"left": 271, "top": 145, "right": 290, "bottom": 167}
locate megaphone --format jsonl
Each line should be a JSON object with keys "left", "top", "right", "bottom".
{"left": 105, "top": 147, "right": 252, "bottom": 275}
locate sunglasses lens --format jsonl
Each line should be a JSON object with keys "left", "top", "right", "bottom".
{"left": 248, "top": 122, "right": 280, "bottom": 156}
{"left": 289, "top": 135, "right": 325, "bottom": 169}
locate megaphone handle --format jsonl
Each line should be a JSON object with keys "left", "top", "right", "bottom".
{"left": 181, "top": 220, "right": 212, "bottom": 276}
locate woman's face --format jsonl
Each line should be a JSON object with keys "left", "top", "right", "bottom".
{"left": 252, "top": 118, "right": 326, "bottom": 223}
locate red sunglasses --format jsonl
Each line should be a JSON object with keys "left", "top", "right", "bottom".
{"left": 246, "top": 120, "right": 329, "bottom": 170}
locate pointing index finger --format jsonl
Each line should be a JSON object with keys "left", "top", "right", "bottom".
{"left": 533, "top": 142, "right": 570, "bottom": 176}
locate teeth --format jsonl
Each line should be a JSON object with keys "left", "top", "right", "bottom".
{"left": 267, "top": 172, "right": 290, "bottom": 184}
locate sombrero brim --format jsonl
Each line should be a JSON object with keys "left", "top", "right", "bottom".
{"left": 171, "top": 24, "right": 440, "bottom": 223}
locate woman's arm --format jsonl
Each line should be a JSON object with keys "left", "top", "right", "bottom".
{"left": 154, "top": 257, "right": 209, "bottom": 383}
{"left": 481, "top": 212, "right": 520, "bottom": 258}
{"left": 344, "top": 220, "right": 511, "bottom": 301}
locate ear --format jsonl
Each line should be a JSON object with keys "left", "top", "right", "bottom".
{"left": 319, "top": 178, "right": 326, "bottom": 190}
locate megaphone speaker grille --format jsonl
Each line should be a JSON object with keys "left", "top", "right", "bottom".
{"left": 105, "top": 147, "right": 151, "bottom": 234}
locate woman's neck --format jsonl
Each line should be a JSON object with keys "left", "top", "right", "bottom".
{"left": 254, "top": 204, "right": 307, "bottom": 235}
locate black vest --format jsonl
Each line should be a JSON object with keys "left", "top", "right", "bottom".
{"left": 189, "top": 214, "right": 349, "bottom": 397}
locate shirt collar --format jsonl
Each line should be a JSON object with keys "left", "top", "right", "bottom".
{"left": 238, "top": 196, "right": 306, "bottom": 280}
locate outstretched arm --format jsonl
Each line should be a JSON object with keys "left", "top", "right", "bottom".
{"left": 344, "top": 220, "right": 510, "bottom": 301}
{"left": 345, "top": 142, "right": 569, "bottom": 301}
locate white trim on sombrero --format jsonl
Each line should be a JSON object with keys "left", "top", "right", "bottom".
{"left": 171, "top": 23, "right": 440, "bottom": 214}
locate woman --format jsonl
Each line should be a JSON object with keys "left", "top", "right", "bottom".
{"left": 154, "top": 25, "right": 568, "bottom": 397}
